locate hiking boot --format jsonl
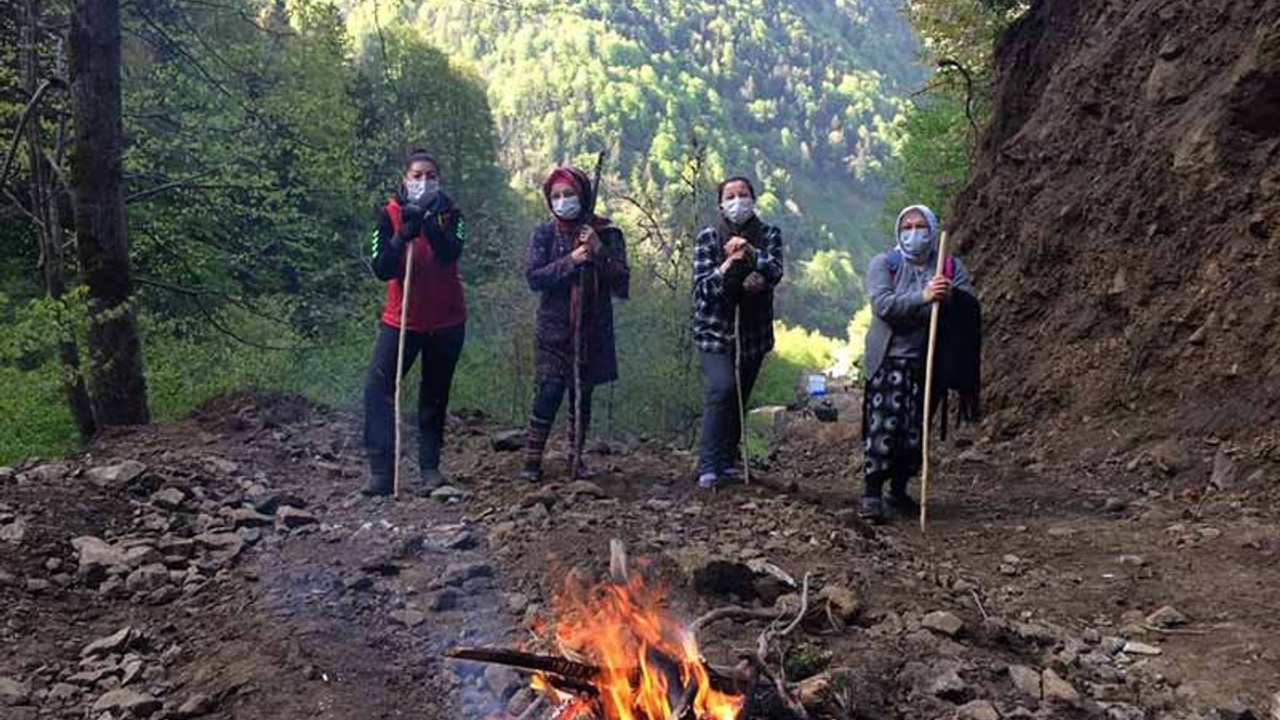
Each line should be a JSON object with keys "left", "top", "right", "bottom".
{"left": 886, "top": 489, "right": 920, "bottom": 517}
{"left": 697, "top": 472, "right": 718, "bottom": 490}
{"left": 362, "top": 472, "right": 392, "bottom": 497}
{"left": 518, "top": 459, "right": 542, "bottom": 483}
{"left": 419, "top": 467, "right": 447, "bottom": 491}
{"left": 858, "top": 496, "right": 885, "bottom": 523}
{"left": 572, "top": 460, "right": 594, "bottom": 480}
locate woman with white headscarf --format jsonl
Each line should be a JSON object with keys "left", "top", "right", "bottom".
{"left": 859, "top": 204, "right": 975, "bottom": 522}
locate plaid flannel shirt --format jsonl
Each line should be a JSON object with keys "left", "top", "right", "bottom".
{"left": 691, "top": 222, "right": 784, "bottom": 357}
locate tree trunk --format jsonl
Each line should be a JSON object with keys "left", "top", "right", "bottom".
{"left": 24, "top": 0, "right": 96, "bottom": 440}
{"left": 69, "top": 0, "right": 150, "bottom": 426}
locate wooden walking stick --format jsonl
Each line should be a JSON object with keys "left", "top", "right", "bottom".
{"left": 571, "top": 152, "right": 606, "bottom": 477}
{"left": 920, "top": 230, "right": 949, "bottom": 532}
{"left": 393, "top": 240, "right": 415, "bottom": 500}
{"left": 735, "top": 305, "right": 750, "bottom": 485}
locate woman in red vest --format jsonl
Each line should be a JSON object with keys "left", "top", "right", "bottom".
{"left": 362, "top": 149, "right": 468, "bottom": 496}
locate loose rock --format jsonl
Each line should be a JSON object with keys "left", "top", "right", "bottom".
{"left": 0, "top": 677, "right": 32, "bottom": 706}
{"left": 922, "top": 610, "right": 964, "bottom": 637}
{"left": 125, "top": 564, "right": 171, "bottom": 595}
{"left": 958, "top": 700, "right": 1001, "bottom": 720}
{"left": 92, "top": 688, "right": 161, "bottom": 717}
{"left": 490, "top": 430, "right": 524, "bottom": 452}
{"left": 176, "top": 693, "right": 217, "bottom": 718}
{"left": 86, "top": 461, "right": 148, "bottom": 486}
{"left": 1145, "top": 605, "right": 1187, "bottom": 628}
{"left": 82, "top": 627, "right": 135, "bottom": 658}
{"left": 443, "top": 562, "right": 494, "bottom": 587}
{"left": 0, "top": 518, "right": 26, "bottom": 544}
{"left": 1122, "top": 641, "right": 1163, "bottom": 656}
{"left": 1042, "top": 669, "right": 1081, "bottom": 707}
{"left": 391, "top": 609, "right": 427, "bottom": 628}
{"left": 277, "top": 506, "right": 318, "bottom": 528}
{"left": 1009, "top": 665, "right": 1042, "bottom": 700}
{"left": 150, "top": 488, "right": 186, "bottom": 510}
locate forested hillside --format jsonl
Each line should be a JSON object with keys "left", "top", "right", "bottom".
{"left": 348, "top": 0, "right": 926, "bottom": 333}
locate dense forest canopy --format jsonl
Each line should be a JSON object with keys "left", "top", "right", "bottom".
{"left": 0, "top": 0, "right": 1009, "bottom": 462}
{"left": 346, "top": 0, "right": 927, "bottom": 334}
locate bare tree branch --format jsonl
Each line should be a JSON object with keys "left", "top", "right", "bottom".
{"left": 0, "top": 77, "right": 68, "bottom": 193}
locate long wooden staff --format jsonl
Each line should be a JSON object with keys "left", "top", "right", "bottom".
{"left": 735, "top": 305, "right": 750, "bottom": 485}
{"left": 920, "top": 231, "right": 948, "bottom": 532}
{"left": 393, "top": 241, "right": 415, "bottom": 500}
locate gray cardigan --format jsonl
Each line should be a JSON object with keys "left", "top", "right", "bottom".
{"left": 862, "top": 250, "right": 974, "bottom": 380}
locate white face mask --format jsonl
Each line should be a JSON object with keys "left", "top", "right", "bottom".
{"left": 552, "top": 195, "right": 581, "bottom": 220}
{"left": 721, "top": 196, "right": 755, "bottom": 226}
{"left": 406, "top": 177, "right": 440, "bottom": 204}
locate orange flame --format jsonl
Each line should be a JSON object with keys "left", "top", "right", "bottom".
{"left": 531, "top": 573, "right": 742, "bottom": 720}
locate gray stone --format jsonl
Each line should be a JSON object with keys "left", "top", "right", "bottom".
{"left": 82, "top": 627, "right": 135, "bottom": 658}
{"left": 150, "top": 488, "right": 186, "bottom": 510}
{"left": 1008, "top": 665, "right": 1042, "bottom": 700}
{"left": 1122, "top": 641, "right": 1163, "bottom": 656}
{"left": 226, "top": 507, "right": 274, "bottom": 529}
{"left": 957, "top": 700, "right": 1001, "bottom": 720}
{"left": 1103, "top": 497, "right": 1128, "bottom": 513}
{"left": 490, "top": 430, "right": 524, "bottom": 452}
{"left": 0, "top": 676, "right": 32, "bottom": 706}
{"left": 818, "top": 585, "right": 862, "bottom": 623}
{"left": 86, "top": 460, "right": 148, "bottom": 486}
{"left": 1042, "top": 669, "right": 1081, "bottom": 707}
{"left": 125, "top": 564, "right": 171, "bottom": 595}
{"left": 908, "top": 660, "right": 971, "bottom": 703}
{"left": 922, "top": 610, "right": 964, "bottom": 637}
{"left": 1145, "top": 605, "right": 1187, "bottom": 628}
{"left": 1210, "top": 448, "right": 1238, "bottom": 490}
{"left": 503, "top": 592, "right": 531, "bottom": 616}
{"left": 74, "top": 537, "right": 130, "bottom": 580}
{"left": 47, "top": 683, "right": 80, "bottom": 703}
{"left": 176, "top": 693, "right": 216, "bottom": 718}
{"left": 484, "top": 663, "right": 520, "bottom": 696}
{"left": 92, "top": 688, "right": 161, "bottom": 717}
{"left": 429, "top": 588, "right": 460, "bottom": 612}
{"left": 0, "top": 518, "right": 26, "bottom": 544}
{"left": 430, "top": 485, "right": 470, "bottom": 502}
{"left": 248, "top": 491, "right": 306, "bottom": 516}
{"left": 204, "top": 457, "right": 239, "bottom": 475}
{"left": 562, "top": 480, "right": 607, "bottom": 499}
{"left": 443, "top": 562, "right": 494, "bottom": 587}
{"left": 277, "top": 506, "right": 318, "bottom": 528}
{"left": 1270, "top": 691, "right": 1280, "bottom": 720}
{"left": 390, "top": 609, "right": 427, "bottom": 628}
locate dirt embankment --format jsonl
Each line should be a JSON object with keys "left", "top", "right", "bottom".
{"left": 950, "top": 0, "right": 1280, "bottom": 452}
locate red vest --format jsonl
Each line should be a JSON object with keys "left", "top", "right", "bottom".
{"left": 381, "top": 199, "right": 467, "bottom": 333}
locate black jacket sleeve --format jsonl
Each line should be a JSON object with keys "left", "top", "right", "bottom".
{"left": 370, "top": 207, "right": 403, "bottom": 281}
{"left": 423, "top": 206, "right": 465, "bottom": 264}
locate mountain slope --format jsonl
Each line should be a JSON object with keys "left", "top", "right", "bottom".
{"left": 347, "top": 0, "right": 927, "bottom": 332}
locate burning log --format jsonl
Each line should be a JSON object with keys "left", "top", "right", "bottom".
{"left": 445, "top": 541, "right": 825, "bottom": 720}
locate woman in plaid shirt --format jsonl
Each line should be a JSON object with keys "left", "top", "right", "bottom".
{"left": 692, "top": 176, "right": 784, "bottom": 489}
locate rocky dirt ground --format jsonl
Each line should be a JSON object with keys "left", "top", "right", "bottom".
{"left": 2, "top": 391, "right": 1277, "bottom": 720}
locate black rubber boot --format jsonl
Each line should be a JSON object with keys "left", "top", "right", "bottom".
{"left": 858, "top": 496, "right": 885, "bottom": 523}
{"left": 887, "top": 476, "right": 920, "bottom": 517}
{"left": 420, "top": 435, "right": 447, "bottom": 490}
{"left": 363, "top": 470, "right": 392, "bottom": 497}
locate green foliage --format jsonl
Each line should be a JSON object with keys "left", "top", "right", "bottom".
{"left": 347, "top": 0, "right": 927, "bottom": 318}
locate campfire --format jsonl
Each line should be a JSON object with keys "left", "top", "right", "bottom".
{"left": 447, "top": 541, "right": 821, "bottom": 720}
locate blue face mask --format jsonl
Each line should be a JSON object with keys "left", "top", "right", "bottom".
{"left": 898, "top": 227, "right": 933, "bottom": 261}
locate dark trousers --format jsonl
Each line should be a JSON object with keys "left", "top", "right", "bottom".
{"left": 363, "top": 322, "right": 465, "bottom": 475}
{"left": 697, "top": 349, "right": 764, "bottom": 475}
{"left": 525, "top": 375, "right": 594, "bottom": 464}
